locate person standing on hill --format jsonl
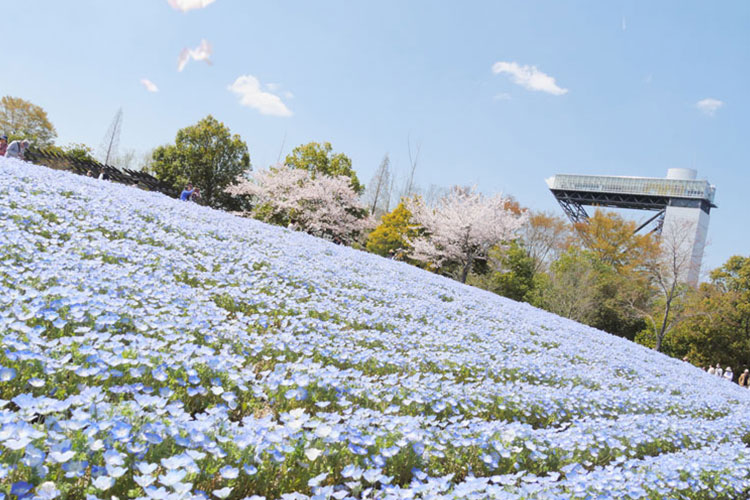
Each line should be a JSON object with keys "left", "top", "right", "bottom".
{"left": 180, "top": 184, "right": 196, "bottom": 201}
{"left": 708, "top": 365, "right": 716, "bottom": 375}
{"left": 5, "top": 139, "right": 30, "bottom": 159}
{"left": 724, "top": 367, "right": 733, "bottom": 382}
{"left": 180, "top": 184, "right": 201, "bottom": 202}
{"left": 738, "top": 369, "right": 749, "bottom": 387}
{"left": 0, "top": 135, "right": 7, "bottom": 156}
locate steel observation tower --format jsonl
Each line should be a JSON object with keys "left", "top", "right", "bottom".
{"left": 546, "top": 168, "right": 716, "bottom": 285}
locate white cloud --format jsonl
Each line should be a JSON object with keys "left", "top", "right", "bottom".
{"left": 178, "top": 39, "right": 212, "bottom": 72}
{"left": 491, "top": 61, "right": 568, "bottom": 96}
{"left": 228, "top": 75, "right": 293, "bottom": 117}
{"left": 140, "top": 79, "right": 159, "bottom": 92}
{"left": 695, "top": 98, "right": 723, "bottom": 116}
{"left": 167, "top": 0, "right": 216, "bottom": 12}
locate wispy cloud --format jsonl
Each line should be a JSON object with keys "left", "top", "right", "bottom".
{"left": 178, "top": 39, "right": 212, "bottom": 72}
{"left": 228, "top": 75, "right": 293, "bottom": 117}
{"left": 140, "top": 79, "right": 159, "bottom": 92}
{"left": 491, "top": 61, "right": 568, "bottom": 95}
{"left": 622, "top": 16, "right": 627, "bottom": 31}
{"left": 167, "top": 0, "right": 216, "bottom": 12}
{"left": 696, "top": 98, "right": 724, "bottom": 116}
{"left": 493, "top": 93, "right": 511, "bottom": 101}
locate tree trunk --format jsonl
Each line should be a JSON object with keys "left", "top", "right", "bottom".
{"left": 655, "top": 300, "right": 672, "bottom": 352}
{"left": 460, "top": 260, "right": 473, "bottom": 284}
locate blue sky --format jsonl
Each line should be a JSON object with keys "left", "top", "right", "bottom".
{"left": 2, "top": 0, "right": 748, "bottom": 272}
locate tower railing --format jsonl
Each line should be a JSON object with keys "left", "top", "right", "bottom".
{"left": 546, "top": 174, "right": 715, "bottom": 203}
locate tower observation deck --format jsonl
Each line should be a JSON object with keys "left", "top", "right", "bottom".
{"left": 546, "top": 168, "right": 717, "bottom": 285}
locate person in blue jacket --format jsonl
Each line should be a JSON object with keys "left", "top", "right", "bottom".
{"left": 180, "top": 184, "right": 200, "bottom": 201}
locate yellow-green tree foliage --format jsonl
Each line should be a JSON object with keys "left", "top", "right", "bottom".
{"left": 366, "top": 202, "right": 418, "bottom": 258}
{"left": 284, "top": 141, "right": 362, "bottom": 194}
{"left": 0, "top": 96, "right": 57, "bottom": 146}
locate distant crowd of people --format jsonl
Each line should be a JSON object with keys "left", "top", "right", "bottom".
{"left": 702, "top": 363, "right": 750, "bottom": 386}
{"left": 0, "top": 134, "right": 31, "bottom": 160}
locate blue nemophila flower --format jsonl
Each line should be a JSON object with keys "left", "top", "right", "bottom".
{"left": 110, "top": 421, "right": 131, "bottom": 441}
{"left": 134, "top": 475, "right": 156, "bottom": 488}
{"left": 219, "top": 465, "right": 239, "bottom": 479}
{"left": 28, "top": 377, "right": 44, "bottom": 388}
{"left": 137, "top": 462, "right": 159, "bottom": 475}
{"left": 341, "top": 464, "right": 363, "bottom": 480}
{"left": 103, "top": 449, "right": 125, "bottom": 466}
{"left": 213, "top": 487, "right": 233, "bottom": 499}
{"left": 159, "top": 469, "right": 187, "bottom": 487}
{"left": 363, "top": 468, "right": 383, "bottom": 484}
{"left": 91, "top": 475, "right": 114, "bottom": 490}
{"left": 62, "top": 460, "right": 88, "bottom": 478}
{"left": 35, "top": 481, "right": 60, "bottom": 500}
{"left": 162, "top": 454, "right": 191, "bottom": 470}
{"left": 142, "top": 486, "right": 169, "bottom": 499}
{"left": 11, "top": 482, "right": 33, "bottom": 497}
{"left": 308, "top": 472, "right": 328, "bottom": 487}
{"left": 21, "top": 445, "right": 45, "bottom": 468}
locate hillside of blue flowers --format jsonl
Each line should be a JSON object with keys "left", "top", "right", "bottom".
{"left": 2, "top": 156, "right": 750, "bottom": 499}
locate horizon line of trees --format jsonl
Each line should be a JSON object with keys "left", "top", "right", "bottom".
{"left": 6, "top": 97, "right": 749, "bottom": 376}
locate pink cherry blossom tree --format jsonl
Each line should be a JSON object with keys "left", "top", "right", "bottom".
{"left": 226, "top": 165, "right": 374, "bottom": 245}
{"left": 406, "top": 186, "right": 528, "bottom": 283}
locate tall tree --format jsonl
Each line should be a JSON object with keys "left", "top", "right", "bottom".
{"left": 0, "top": 96, "right": 57, "bottom": 146}
{"left": 637, "top": 219, "right": 697, "bottom": 351}
{"left": 364, "top": 154, "right": 392, "bottom": 215}
{"left": 468, "top": 241, "right": 536, "bottom": 302}
{"left": 573, "top": 210, "right": 658, "bottom": 339}
{"left": 655, "top": 256, "right": 750, "bottom": 368}
{"left": 574, "top": 210, "right": 659, "bottom": 273}
{"left": 98, "top": 108, "right": 123, "bottom": 165}
{"left": 151, "top": 115, "right": 250, "bottom": 208}
{"left": 521, "top": 211, "right": 572, "bottom": 274}
{"left": 530, "top": 247, "right": 600, "bottom": 323}
{"left": 284, "top": 142, "right": 362, "bottom": 194}
{"left": 404, "top": 134, "right": 421, "bottom": 197}
{"left": 406, "top": 186, "right": 527, "bottom": 283}
{"left": 226, "top": 165, "right": 373, "bottom": 245}
{"left": 365, "top": 201, "right": 419, "bottom": 258}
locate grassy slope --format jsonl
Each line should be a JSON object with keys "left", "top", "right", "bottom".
{"left": 1, "top": 157, "right": 750, "bottom": 499}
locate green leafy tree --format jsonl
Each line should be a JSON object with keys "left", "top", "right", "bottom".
{"left": 656, "top": 256, "right": 750, "bottom": 369}
{"left": 284, "top": 141, "right": 362, "bottom": 194}
{"left": 150, "top": 115, "right": 250, "bottom": 208}
{"left": 61, "top": 143, "right": 97, "bottom": 162}
{"left": 531, "top": 244, "right": 651, "bottom": 340}
{"left": 530, "top": 247, "right": 600, "bottom": 324}
{"left": 468, "top": 241, "right": 536, "bottom": 302}
{"left": 365, "top": 201, "right": 419, "bottom": 258}
{"left": 0, "top": 96, "right": 57, "bottom": 146}
{"left": 570, "top": 210, "right": 657, "bottom": 340}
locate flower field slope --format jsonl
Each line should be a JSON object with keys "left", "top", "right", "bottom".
{"left": 1, "top": 157, "right": 750, "bottom": 500}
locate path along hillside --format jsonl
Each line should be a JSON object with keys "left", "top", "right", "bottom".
{"left": 1, "top": 156, "right": 750, "bottom": 499}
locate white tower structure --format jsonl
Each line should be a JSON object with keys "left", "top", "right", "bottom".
{"left": 661, "top": 168, "right": 711, "bottom": 284}
{"left": 546, "top": 169, "right": 716, "bottom": 285}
